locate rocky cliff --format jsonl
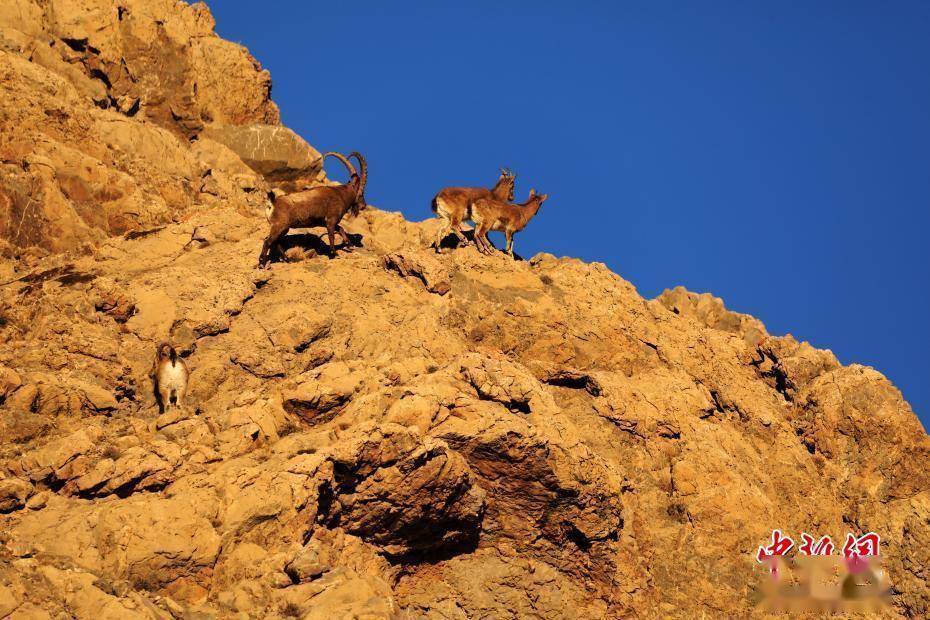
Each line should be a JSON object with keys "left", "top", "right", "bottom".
{"left": 0, "top": 0, "right": 321, "bottom": 256}
{"left": 1, "top": 2, "right": 928, "bottom": 619}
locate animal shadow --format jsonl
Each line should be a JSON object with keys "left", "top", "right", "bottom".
{"left": 436, "top": 229, "right": 476, "bottom": 251}
{"left": 273, "top": 231, "right": 363, "bottom": 262}
{"left": 436, "top": 230, "right": 524, "bottom": 260}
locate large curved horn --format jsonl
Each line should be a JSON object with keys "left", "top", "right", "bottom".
{"left": 347, "top": 151, "right": 367, "bottom": 200}
{"left": 321, "top": 152, "right": 357, "bottom": 181}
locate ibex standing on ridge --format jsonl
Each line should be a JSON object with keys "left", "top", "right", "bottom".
{"left": 470, "top": 189, "right": 549, "bottom": 259}
{"left": 431, "top": 168, "right": 515, "bottom": 251}
{"left": 258, "top": 151, "right": 367, "bottom": 266}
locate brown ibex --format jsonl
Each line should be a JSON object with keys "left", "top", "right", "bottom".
{"left": 470, "top": 189, "right": 549, "bottom": 259}
{"left": 431, "top": 168, "right": 515, "bottom": 251}
{"left": 258, "top": 151, "right": 367, "bottom": 266}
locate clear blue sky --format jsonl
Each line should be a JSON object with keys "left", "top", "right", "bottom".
{"left": 211, "top": 1, "right": 930, "bottom": 426}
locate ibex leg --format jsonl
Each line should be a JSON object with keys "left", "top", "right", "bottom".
{"left": 472, "top": 225, "right": 487, "bottom": 253}
{"left": 476, "top": 226, "right": 493, "bottom": 254}
{"left": 259, "top": 224, "right": 288, "bottom": 267}
{"left": 158, "top": 385, "right": 171, "bottom": 412}
{"left": 326, "top": 223, "right": 337, "bottom": 258}
{"left": 338, "top": 224, "right": 353, "bottom": 250}
{"left": 435, "top": 218, "right": 451, "bottom": 250}
{"left": 450, "top": 216, "right": 469, "bottom": 245}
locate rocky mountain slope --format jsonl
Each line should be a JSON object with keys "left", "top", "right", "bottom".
{"left": 0, "top": 0, "right": 321, "bottom": 256}
{"left": 1, "top": 2, "right": 928, "bottom": 619}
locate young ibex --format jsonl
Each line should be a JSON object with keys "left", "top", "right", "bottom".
{"left": 431, "top": 168, "right": 515, "bottom": 251}
{"left": 470, "top": 189, "right": 549, "bottom": 259}
{"left": 153, "top": 342, "right": 189, "bottom": 412}
{"left": 258, "top": 151, "right": 368, "bottom": 266}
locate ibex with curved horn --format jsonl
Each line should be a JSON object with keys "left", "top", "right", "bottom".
{"left": 258, "top": 151, "right": 368, "bottom": 266}
{"left": 431, "top": 168, "right": 516, "bottom": 251}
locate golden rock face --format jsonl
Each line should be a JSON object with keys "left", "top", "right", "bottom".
{"left": 0, "top": 2, "right": 926, "bottom": 618}
{"left": 0, "top": 200, "right": 925, "bottom": 617}
{"left": 0, "top": 0, "right": 286, "bottom": 255}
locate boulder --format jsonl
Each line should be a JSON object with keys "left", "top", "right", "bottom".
{"left": 324, "top": 424, "right": 487, "bottom": 558}
{"left": 383, "top": 251, "right": 452, "bottom": 295}
{"left": 201, "top": 124, "right": 322, "bottom": 181}
{"left": 0, "top": 476, "right": 34, "bottom": 512}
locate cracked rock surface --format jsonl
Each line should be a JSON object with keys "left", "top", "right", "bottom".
{"left": 0, "top": 0, "right": 320, "bottom": 256}
{"left": 1, "top": 2, "right": 929, "bottom": 619}
{"left": 1, "top": 202, "right": 927, "bottom": 618}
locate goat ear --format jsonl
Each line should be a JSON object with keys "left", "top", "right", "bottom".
{"left": 540, "top": 194, "right": 549, "bottom": 202}
{"left": 529, "top": 188, "right": 536, "bottom": 197}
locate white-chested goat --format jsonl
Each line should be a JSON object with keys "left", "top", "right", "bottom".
{"left": 153, "top": 342, "right": 189, "bottom": 412}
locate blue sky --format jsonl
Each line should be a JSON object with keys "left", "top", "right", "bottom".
{"left": 211, "top": 1, "right": 930, "bottom": 425}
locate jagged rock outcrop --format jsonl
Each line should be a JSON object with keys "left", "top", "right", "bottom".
{"left": 0, "top": 2, "right": 927, "bottom": 619}
{"left": 656, "top": 284, "right": 767, "bottom": 346}
{"left": 0, "top": 0, "right": 321, "bottom": 256}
